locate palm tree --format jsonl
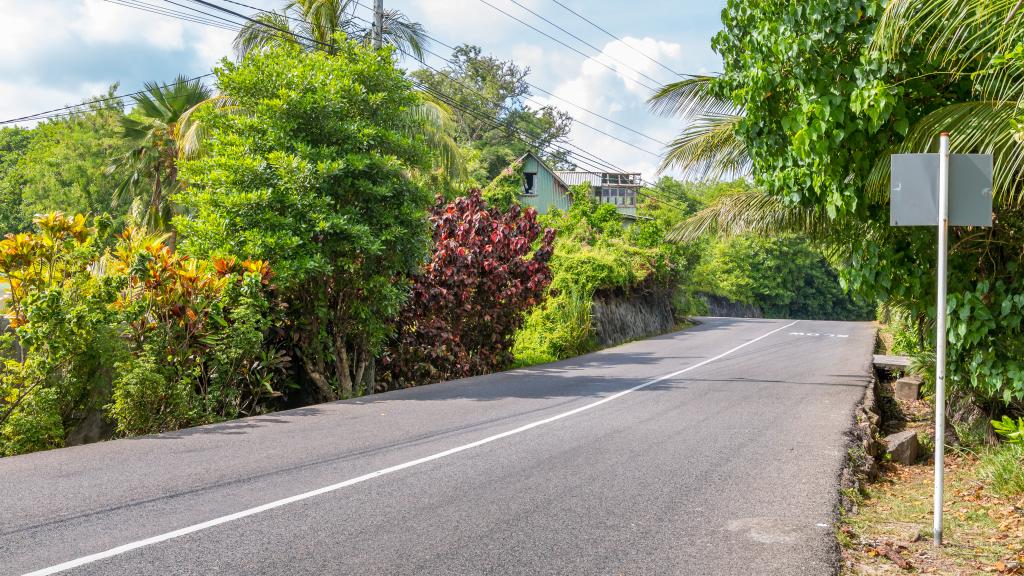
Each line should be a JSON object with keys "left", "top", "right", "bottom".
{"left": 108, "top": 75, "right": 212, "bottom": 232}
{"left": 647, "top": 75, "right": 816, "bottom": 242}
{"left": 648, "top": 75, "right": 751, "bottom": 181}
{"left": 233, "top": 0, "right": 427, "bottom": 61}
{"left": 648, "top": 3, "right": 1024, "bottom": 242}
{"left": 867, "top": 0, "right": 1024, "bottom": 206}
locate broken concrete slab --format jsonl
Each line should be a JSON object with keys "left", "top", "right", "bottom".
{"left": 873, "top": 354, "right": 911, "bottom": 371}
{"left": 884, "top": 430, "right": 920, "bottom": 465}
{"left": 894, "top": 375, "right": 922, "bottom": 402}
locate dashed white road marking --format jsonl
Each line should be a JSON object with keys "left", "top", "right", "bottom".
{"left": 789, "top": 332, "right": 848, "bottom": 338}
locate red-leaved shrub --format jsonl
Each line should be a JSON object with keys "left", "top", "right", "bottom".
{"left": 379, "top": 190, "right": 555, "bottom": 389}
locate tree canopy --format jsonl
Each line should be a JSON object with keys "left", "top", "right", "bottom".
{"left": 0, "top": 91, "right": 128, "bottom": 233}
{"left": 177, "top": 37, "right": 433, "bottom": 400}
{"left": 655, "top": 0, "right": 1024, "bottom": 406}
{"left": 412, "top": 45, "right": 572, "bottom": 184}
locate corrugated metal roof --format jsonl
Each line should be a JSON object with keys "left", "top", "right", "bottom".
{"left": 554, "top": 171, "right": 603, "bottom": 186}
{"left": 554, "top": 171, "right": 643, "bottom": 187}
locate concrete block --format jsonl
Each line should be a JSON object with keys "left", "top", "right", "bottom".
{"left": 894, "top": 375, "right": 922, "bottom": 402}
{"left": 884, "top": 430, "right": 920, "bottom": 465}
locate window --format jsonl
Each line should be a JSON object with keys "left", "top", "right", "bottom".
{"left": 523, "top": 172, "right": 536, "bottom": 195}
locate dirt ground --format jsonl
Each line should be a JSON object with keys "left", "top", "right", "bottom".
{"left": 840, "top": 449, "right": 1024, "bottom": 574}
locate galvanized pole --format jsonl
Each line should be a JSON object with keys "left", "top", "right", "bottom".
{"left": 373, "top": 0, "right": 384, "bottom": 50}
{"left": 934, "top": 131, "right": 949, "bottom": 546}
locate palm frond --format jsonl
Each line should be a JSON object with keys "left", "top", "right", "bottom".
{"left": 288, "top": 0, "right": 350, "bottom": 49}
{"left": 871, "top": 0, "right": 1024, "bottom": 102}
{"left": 864, "top": 101, "right": 1024, "bottom": 207}
{"left": 648, "top": 75, "right": 736, "bottom": 119}
{"left": 403, "top": 96, "right": 465, "bottom": 180}
{"left": 381, "top": 9, "right": 428, "bottom": 61}
{"left": 176, "top": 95, "right": 241, "bottom": 160}
{"left": 669, "top": 188, "right": 837, "bottom": 243}
{"left": 132, "top": 75, "right": 212, "bottom": 123}
{"left": 233, "top": 11, "right": 298, "bottom": 59}
{"left": 660, "top": 112, "right": 751, "bottom": 180}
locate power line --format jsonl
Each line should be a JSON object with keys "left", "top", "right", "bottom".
{"left": 276, "top": 4, "right": 689, "bottom": 209}
{"left": 6, "top": 0, "right": 688, "bottom": 211}
{"left": 502, "top": 0, "right": 667, "bottom": 88}
{"left": 28, "top": 0, "right": 622, "bottom": 176}
{"left": 184, "top": 0, "right": 330, "bottom": 48}
{"left": 374, "top": 18, "right": 667, "bottom": 147}
{"left": 549, "top": 0, "right": 684, "bottom": 78}
{"left": 468, "top": 0, "right": 659, "bottom": 93}
{"left": 396, "top": 48, "right": 638, "bottom": 170}
{"left": 413, "top": 78, "right": 621, "bottom": 173}
{"left": 157, "top": 0, "right": 250, "bottom": 27}
{"left": 101, "top": 0, "right": 240, "bottom": 30}
{"left": 179, "top": 0, "right": 669, "bottom": 153}
{"left": 0, "top": 73, "right": 217, "bottom": 125}
{"left": 344, "top": 10, "right": 662, "bottom": 157}
{"left": 527, "top": 83, "right": 666, "bottom": 147}
{"left": 405, "top": 72, "right": 684, "bottom": 208}
{"left": 419, "top": 81, "right": 687, "bottom": 212}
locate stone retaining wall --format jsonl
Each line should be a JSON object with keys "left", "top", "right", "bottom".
{"left": 592, "top": 288, "right": 676, "bottom": 347}
{"left": 698, "top": 293, "right": 763, "bottom": 318}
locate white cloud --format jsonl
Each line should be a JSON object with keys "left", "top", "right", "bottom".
{"left": 530, "top": 36, "right": 691, "bottom": 180}
{"left": 0, "top": 81, "right": 98, "bottom": 125}
{"left": 0, "top": 0, "right": 722, "bottom": 181}
{"left": 0, "top": 2, "right": 72, "bottom": 68}
{"left": 194, "top": 26, "right": 236, "bottom": 65}
{"left": 73, "top": 0, "right": 186, "bottom": 50}
{"left": 408, "top": 0, "right": 512, "bottom": 42}
{"left": 0, "top": 0, "right": 238, "bottom": 123}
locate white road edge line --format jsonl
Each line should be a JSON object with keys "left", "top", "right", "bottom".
{"left": 23, "top": 320, "right": 798, "bottom": 576}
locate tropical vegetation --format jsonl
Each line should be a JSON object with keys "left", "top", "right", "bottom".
{"left": 651, "top": 0, "right": 1024, "bottom": 412}
{"left": 0, "top": 18, "right": 864, "bottom": 456}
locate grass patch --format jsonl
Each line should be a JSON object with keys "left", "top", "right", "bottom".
{"left": 978, "top": 443, "right": 1024, "bottom": 498}
{"left": 840, "top": 453, "right": 1024, "bottom": 575}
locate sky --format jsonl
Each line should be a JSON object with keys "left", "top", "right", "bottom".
{"left": 0, "top": 0, "right": 726, "bottom": 180}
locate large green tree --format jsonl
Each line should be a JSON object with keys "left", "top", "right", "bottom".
{"left": 220, "top": 2, "right": 460, "bottom": 182}
{"left": 0, "top": 127, "right": 35, "bottom": 233}
{"left": 653, "top": 0, "right": 1024, "bottom": 406}
{"left": 412, "top": 45, "right": 572, "bottom": 184}
{"left": 177, "top": 38, "right": 432, "bottom": 400}
{"left": 0, "top": 90, "right": 128, "bottom": 234}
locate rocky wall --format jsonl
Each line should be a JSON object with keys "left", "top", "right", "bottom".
{"left": 592, "top": 288, "right": 676, "bottom": 347}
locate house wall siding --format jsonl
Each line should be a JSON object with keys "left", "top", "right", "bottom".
{"left": 518, "top": 155, "right": 571, "bottom": 213}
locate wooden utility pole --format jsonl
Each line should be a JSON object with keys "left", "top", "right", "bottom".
{"left": 373, "top": 0, "right": 383, "bottom": 49}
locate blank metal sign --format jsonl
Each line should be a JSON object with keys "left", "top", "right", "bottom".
{"left": 890, "top": 153, "right": 993, "bottom": 227}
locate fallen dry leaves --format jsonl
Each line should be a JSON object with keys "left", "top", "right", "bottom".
{"left": 841, "top": 454, "right": 1024, "bottom": 575}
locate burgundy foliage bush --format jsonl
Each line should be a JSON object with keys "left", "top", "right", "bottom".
{"left": 379, "top": 190, "right": 555, "bottom": 389}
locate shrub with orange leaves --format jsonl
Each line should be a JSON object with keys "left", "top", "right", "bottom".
{"left": 105, "top": 226, "right": 281, "bottom": 436}
{"left": 0, "top": 213, "right": 284, "bottom": 454}
{"left": 0, "top": 213, "right": 116, "bottom": 455}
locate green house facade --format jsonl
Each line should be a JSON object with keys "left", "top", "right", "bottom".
{"left": 514, "top": 152, "right": 640, "bottom": 221}
{"left": 516, "top": 152, "right": 572, "bottom": 213}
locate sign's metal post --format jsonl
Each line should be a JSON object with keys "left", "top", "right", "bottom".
{"left": 934, "top": 132, "right": 949, "bottom": 546}
{"left": 890, "top": 134, "right": 992, "bottom": 548}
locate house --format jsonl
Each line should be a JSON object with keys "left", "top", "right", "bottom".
{"left": 553, "top": 170, "right": 640, "bottom": 221}
{"left": 516, "top": 151, "right": 573, "bottom": 213}
{"left": 514, "top": 151, "right": 641, "bottom": 222}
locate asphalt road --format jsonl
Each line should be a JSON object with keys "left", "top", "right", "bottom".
{"left": 1, "top": 317, "right": 876, "bottom": 576}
